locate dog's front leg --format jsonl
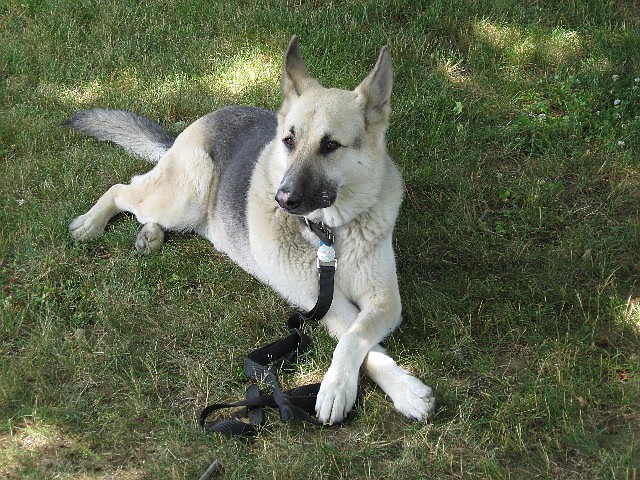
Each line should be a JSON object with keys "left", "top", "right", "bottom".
{"left": 364, "top": 345, "right": 436, "bottom": 421}
{"left": 316, "top": 290, "right": 401, "bottom": 425}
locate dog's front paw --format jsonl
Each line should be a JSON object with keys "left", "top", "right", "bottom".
{"left": 315, "top": 366, "right": 358, "bottom": 425}
{"left": 389, "top": 374, "right": 436, "bottom": 421}
{"left": 69, "top": 214, "right": 104, "bottom": 241}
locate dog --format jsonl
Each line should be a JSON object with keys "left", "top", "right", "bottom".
{"left": 66, "top": 36, "right": 436, "bottom": 425}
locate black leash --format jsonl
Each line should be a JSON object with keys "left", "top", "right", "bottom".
{"left": 199, "top": 219, "right": 352, "bottom": 438}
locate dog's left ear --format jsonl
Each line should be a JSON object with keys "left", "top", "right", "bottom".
{"left": 356, "top": 46, "right": 393, "bottom": 125}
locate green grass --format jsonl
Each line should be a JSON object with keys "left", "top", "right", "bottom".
{"left": 1, "top": 0, "right": 640, "bottom": 478}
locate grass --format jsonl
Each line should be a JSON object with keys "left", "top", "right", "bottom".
{"left": 1, "top": 0, "right": 639, "bottom": 478}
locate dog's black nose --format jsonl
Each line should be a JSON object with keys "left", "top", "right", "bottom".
{"left": 275, "top": 189, "right": 302, "bottom": 211}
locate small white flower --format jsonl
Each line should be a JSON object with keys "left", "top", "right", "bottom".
{"left": 612, "top": 74, "right": 619, "bottom": 81}
{"left": 635, "top": 77, "right": 640, "bottom": 83}
{"left": 17, "top": 199, "right": 24, "bottom": 206}
{"left": 618, "top": 140, "right": 625, "bottom": 146}
{"left": 614, "top": 99, "right": 621, "bottom": 106}
{"left": 596, "top": 111, "right": 601, "bottom": 115}
{"left": 538, "top": 113, "right": 547, "bottom": 120}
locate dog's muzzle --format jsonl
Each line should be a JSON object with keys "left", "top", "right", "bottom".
{"left": 275, "top": 187, "right": 336, "bottom": 215}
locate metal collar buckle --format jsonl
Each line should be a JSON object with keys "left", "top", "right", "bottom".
{"left": 303, "top": 218, "right": 337, "bottom": 271}
{"left": 304, "top": 218, "right": 334, "bottom": 246}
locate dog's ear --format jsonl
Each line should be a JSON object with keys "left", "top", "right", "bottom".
{"left": 355, "top": 46, "right": 393, "bottom": 125}
{"left": 282, "top": 35, "right": 321, "bottom": 99}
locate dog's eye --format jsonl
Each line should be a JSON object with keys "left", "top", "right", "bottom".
{"left": 320, "top": 140, "right": 342, "bottom": 155}
{"left": 283, "top": 136, "right": 295, "bottom": 149}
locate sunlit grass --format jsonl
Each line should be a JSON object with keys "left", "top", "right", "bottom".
{"left": 474, "top": 18, "right": 583, "bottom": 69}
{"left": 437, "top": 58, "right": 470, "bottom": 85}
{"left": 32, "top": 50, "right": 279, "bottom": 111}
{"left": 37, "top": 80, "right": 106, "bottom": 107}
{"left": 209, "top": 48, "right": 279, "bottom": 97}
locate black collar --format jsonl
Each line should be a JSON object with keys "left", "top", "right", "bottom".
{"left": 303, "top": 218, "right": 334, "bottom": 246}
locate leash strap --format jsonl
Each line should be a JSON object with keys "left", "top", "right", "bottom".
{"left": 287, "top": 263, "right": 335, "bottom": 329}
{"left": 199, "top": 220, "right": 347, "bottom": 438}
{"left": 199, "top": 331, "right": 321, "bottom": 438}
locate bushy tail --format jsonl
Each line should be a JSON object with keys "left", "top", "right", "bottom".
{"left": 63, "top": 109, "right": 176, "bottom": 163}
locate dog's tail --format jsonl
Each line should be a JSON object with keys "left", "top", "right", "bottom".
{"left": 63, "top": 109, "right": 176, "bottom": 163}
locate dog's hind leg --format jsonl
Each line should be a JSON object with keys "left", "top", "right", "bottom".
{"left": 70, "top": 146, "right": 214, "bottom": 247}
{"left": 69, "top": 182, "right": 134, "bottom": 241}
{"left": 135, "top": 222, "right": 165, "bottom": 254}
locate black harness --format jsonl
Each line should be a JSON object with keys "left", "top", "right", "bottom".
{"left": 198, "top": 219, "right": 352, "bottom": 438}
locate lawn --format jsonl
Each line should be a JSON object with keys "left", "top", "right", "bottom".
{"left": 1, "top": 0, "right": 639, "bottom": 478}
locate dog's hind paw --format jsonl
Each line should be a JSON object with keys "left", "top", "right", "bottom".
{"left": 390, "top": 374, "right": 436, "bottom": 421}
{"left": 135, "top": 222, "right": 165, "bottom": 255}
{"left": 69, "top": 215, "right": 105, "bottom": 241}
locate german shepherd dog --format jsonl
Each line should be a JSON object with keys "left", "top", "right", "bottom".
{"left": 66, "top": 36, "right": 435, "bottom": 425}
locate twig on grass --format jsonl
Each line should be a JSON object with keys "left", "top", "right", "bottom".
{"left": 198, "top": 459, "right": 223, "bottom": 480}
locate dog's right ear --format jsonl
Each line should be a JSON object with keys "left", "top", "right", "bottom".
{"left": 282, "top": 36, "right": 321, "bottom": 99}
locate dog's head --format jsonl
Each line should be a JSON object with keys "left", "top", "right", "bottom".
{"left": 274, "top": 36, "right": 393, "bottom": 226}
